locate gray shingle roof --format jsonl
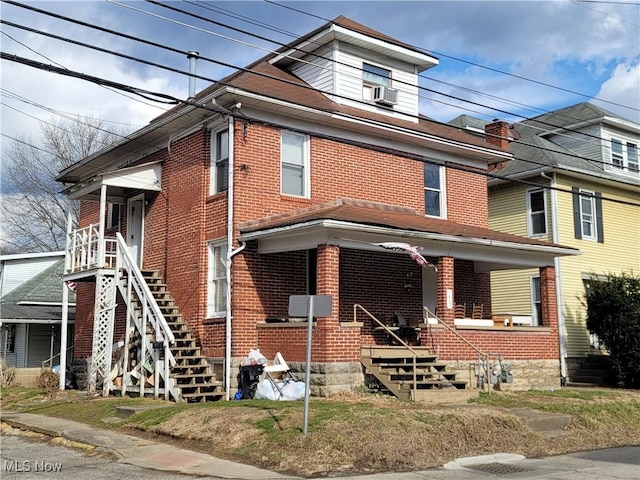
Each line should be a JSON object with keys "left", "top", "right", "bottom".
{"left": 1, "top": 258, "right": 76, "bottom": 304}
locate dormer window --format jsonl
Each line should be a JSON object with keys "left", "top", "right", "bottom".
{"left": 363, "top": 63, "right": 391, "bottom": 87}
{"left": 363, "top": 63, "right": 393, "bottom": 104}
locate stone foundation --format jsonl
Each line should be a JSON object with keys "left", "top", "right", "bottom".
{"left": 229, "top": 357, "right": 364, "bottom": 397}
{"left": 439, "top": 359, "right": 562, "bottom": 391}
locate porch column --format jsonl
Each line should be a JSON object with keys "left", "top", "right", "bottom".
{"left": 540, "top": 265, "right": 560, "bottom": 357}
{"left": 316, "top": 244, "right": 339, "bottom": 324}
{"left": 436, "top": 256, "right": 455, "bottom": 325}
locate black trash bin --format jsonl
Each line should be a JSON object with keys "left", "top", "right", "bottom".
{"left": 238, "top": 365, "right": 264, "bottom": 399}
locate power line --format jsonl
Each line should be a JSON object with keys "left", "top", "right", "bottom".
{"left": 2, "top": 15, "right": 626, "bottom": 174}
{"left": 4, "top": 52, "right": 638, "bottom": 210}
{"left": 264, "top": 0, "right": 639, "bottom": 114}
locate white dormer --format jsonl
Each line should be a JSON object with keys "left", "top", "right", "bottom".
{"left": 269, "top": 20, "right": 438, "bottom": 123}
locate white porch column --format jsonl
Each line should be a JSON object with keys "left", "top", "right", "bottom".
{"left": 98, "top": 184, "right": 107, "bottom": 267}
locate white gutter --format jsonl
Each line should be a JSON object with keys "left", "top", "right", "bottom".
{"left": 239, "top": 219, "right": 580, "bottom": 256}
{"left": 545, "top": 172, "right": 568, "bottom": 383}
{"left": 222, "top": 87, "right": 512, "bottom": 161}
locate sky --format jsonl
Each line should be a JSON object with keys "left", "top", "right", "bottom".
{"left": 1, "top": 0, "right": 639, "bottom": 159}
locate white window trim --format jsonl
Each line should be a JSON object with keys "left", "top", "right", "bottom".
{"left": 530, "top": 275, "right": 541, "bottom": 327}
{"left": 362, "top": 61, "right": 392, "bottom": 102}
{"left": 424, "top": 163, "right": 447, "bottom": 219}
{"left": 526, "top": 188, "right": 547, "bottom": 237}
{"left": 207, "top": 239, "right": 228, "bottom": 318}
{"left": 210, "top": 126, "right": 229, "bottom": 195}
{"left": 280, "top": 130, "right": 310, "bottom": 198}
{"left": 603, "top": 132, "right": 640, "bottom": 177}
{"left": 579, "top": 189, "right": 597, "bottom": 241}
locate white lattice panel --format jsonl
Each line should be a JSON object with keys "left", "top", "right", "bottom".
{"left": 88, "top": 273, "right": 116, "bottom": 394}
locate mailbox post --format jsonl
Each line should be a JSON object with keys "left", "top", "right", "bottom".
{"left": 288, "top": 295, "right": 333, "bottom": 435}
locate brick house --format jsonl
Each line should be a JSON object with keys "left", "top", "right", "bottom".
{"left": 58, "top": 17, "right": 578, "bottom": 401}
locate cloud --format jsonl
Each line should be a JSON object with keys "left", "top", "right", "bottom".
{"left": 592, "top": 61, "right": 640, "bottom": 123}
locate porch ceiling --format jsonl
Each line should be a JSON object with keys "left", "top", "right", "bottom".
{"left": 64, "top": 161, "right": 162, "bottom": 202}
{"left": 238, "top": 198, "right": 581, "bottom": 272}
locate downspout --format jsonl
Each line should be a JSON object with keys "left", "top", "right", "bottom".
{"left": 543, "top": 171, "right": 567, "bottom": 384}
{"left": 224, "top": 115, "right": 247, "bottom": 401}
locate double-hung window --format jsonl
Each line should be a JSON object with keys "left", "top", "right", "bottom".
{"left": 527, "top": 189, "right": 547, "bottom": 236}
{"left": 107, "top": 203, "right": 121, "bottom": 230}
{"left": 211, "top": 129, "right": 229, "bottom": 194}
{"left": 281, "top": 131, "right": 309, "bottom": 197}
{"left": 572, "top": 187, "right": 603, "bottom": 242}
{"left": 207, "top": 240, "right": 227, "bottom": 317}
{"left": 608, "top": 137, "right": 639, "bottom": 176}
{"left": 424, "top": 163, "right": 445, "bottom": 217}
{"left": 531, "top": 276, "right": 542, "bottom": 326}
{"left": 362, "top": 62, "right": 391, "bottom": 102}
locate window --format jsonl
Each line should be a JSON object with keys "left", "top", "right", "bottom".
{"left": 207, "top": 241, "right": 227, "bottom": 317}
{"left": 210, "top": 129, "right": 229, "bottom": 194}
{"left": 572, "top": 187, "right": 604, "bottom": 242}
{"left": 1, "top": 324, "right": 16, "bottom": 354}
{"left": 362, "top": 63, "right": 391, "bottom": 87}
{"left": 424, "top": 163, "right": 444, "bottom": 217}
{"left": 107, "top": 203, "right": 121, "bottom": 229}
{"left": 531, "top": 276, "right": 542, "bottom": 326}
{"left": 608, "top": 137, "right": 639, "bottom": 176}
{"left": 281, "top": 131, "right": 309, "bottom": 197}
{"left": 527, "top": 189, "right": 547, "bottom": 236}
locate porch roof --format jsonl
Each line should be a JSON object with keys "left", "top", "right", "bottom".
{"left": 63, "top": 161, "right": 162, "bottom": 202}
{"left": 238, "top": 198, "right": 580, "bottom": 272}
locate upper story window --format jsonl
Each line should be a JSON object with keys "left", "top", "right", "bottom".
{"left": 210, "top": 128, "right": 229, "bottom": 194}
{"left": 281, "top": 131, "right": 310, "bottom": 197}
{"left": 363, "top": 63, "right": 391, "bottom": 87}
{"left": 107, "top": 203, "right": 121, "bottom": 230}
{"left": 527, "top": 188, "right": 547, "bottom": 236}
{"left": 424, "top": 163, "right": 445, "bottom": 218}
{"left": 607, "top": 136, "right": 639, "bottom": 177}
{"left": 572, "top": 187, "right": 604, "bottom": 243}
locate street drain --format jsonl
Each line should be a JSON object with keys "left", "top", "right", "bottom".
{"left": 466, "top": 462, "right": 532, "bottom": 474}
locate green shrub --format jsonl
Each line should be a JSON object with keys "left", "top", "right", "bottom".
{"left": 585, "top": 272, "right": 640, "bottom": 388}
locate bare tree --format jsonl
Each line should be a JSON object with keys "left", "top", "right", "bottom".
{"left": 1, "top": 115, "right": 129, "bottom": 254}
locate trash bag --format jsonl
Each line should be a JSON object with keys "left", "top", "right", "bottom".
{"left": 255, "top": 378, "right": 280, "bottom": 400}
{"left": 237, "top": 365, "right": 264, "bottom": 399}
{"left": 280, "top": 380, "right": 306, "bottom": 401}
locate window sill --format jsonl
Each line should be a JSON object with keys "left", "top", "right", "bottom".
{"left": 258, "top": 321, "right": 316, "bottom": 328}
{"left": 455, "top": 325, "right": 552, "bottom": 333}
{"left": 203, "top": 317, "right": 226, "bottom": 325}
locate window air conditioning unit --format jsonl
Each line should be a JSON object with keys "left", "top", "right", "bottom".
{"left": 372, "top": 85, "right": 398, "bottom": 106}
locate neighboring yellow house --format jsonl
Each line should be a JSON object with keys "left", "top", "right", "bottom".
{"left": 451, "top": 102, "right": 640, "bottom": 385}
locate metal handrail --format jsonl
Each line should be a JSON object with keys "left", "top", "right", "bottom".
{"left": 41, "top": 345, "right": 74, "bottom": 368}
{"left": 354, "top": 303, "right": 417, "bottom": 399}
{"left": 422, "top": 307, "right": 490, "bottom": 393}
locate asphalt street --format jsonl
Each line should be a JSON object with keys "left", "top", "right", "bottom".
{"left": 1, "top": 431, "right": 639, "bottom": 480}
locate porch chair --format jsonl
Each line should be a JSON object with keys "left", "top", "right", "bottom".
{"left": 393, "top": 311, "right": 420, "bottom": 345}
{"left": 472, "top": 303, "right": 484, "bottom": 320}
{"left": 454, "top": 303, "right": 467, "bottom": 318}
{"left": 262, "top": 352, "right": 296, "bottom": 395}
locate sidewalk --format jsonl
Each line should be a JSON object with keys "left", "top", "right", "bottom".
{"left": 0, "top": 410, "right": 300, "bottom": 480}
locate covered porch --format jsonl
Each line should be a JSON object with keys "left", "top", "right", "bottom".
{"left": 236, "top": 198, "right": 579, "bottom": 395}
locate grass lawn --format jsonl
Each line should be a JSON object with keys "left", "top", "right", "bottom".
{"left": 1, "top": 386, "right": 639, "bottom": 477}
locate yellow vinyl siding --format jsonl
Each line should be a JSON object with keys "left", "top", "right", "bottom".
{"left": 554, "top": 174, "right": 640, "bottom": 356}
{"left": 490, "top": 268, "right": 538, "bottom": 315}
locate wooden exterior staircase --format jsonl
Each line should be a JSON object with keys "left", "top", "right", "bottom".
{"left": 138, "top": 270, "right": 225, "bottom": 402}
{"left": 361, "top": 346, "right": 467, "bottom": 401}
{"left": 114, "top": 269, "right": 225, "bottom": 402}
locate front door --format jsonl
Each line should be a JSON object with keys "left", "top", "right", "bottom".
{"left": 127, "top": 195, "right": 144, "bottom": 266}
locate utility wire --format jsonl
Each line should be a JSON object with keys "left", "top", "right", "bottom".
{"left": 3, "top": 52, "right": 638, "bottom": 209}
{"left": 5, "top": 0, "right": 631, "bottom": 153}
{"left": 1, "top": 15, "right": 628, "bottom": 173}
{"left": 265, "top": 0, "right": 639, "bottom": 114}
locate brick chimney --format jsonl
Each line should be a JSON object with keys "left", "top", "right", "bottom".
{"left": 485, "top": 120, "right": 510, "bottom": 151}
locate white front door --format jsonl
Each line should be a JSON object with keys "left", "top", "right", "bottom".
{"left": 127, "top": 196, "right": 144, "bottom": 266}
{"left": 422, "top": 267, "right": 437, "bottom": 318}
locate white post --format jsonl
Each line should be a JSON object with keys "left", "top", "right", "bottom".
{"left": 98, "top": 184, "right": 107, "bottom": 268}
{"left": 59, "top": 213, "right": 73, "bottom": 390}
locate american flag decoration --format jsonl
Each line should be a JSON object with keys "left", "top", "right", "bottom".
{"left": 56, "top": 273, "right": 77, "bottom": 292}
{"left": 374, "top": 242, "right": 438, "bottom": 271}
